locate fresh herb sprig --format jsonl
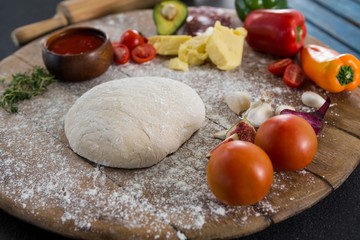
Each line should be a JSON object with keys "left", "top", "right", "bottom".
{"left": 0, "top": 66, "right": 55, "bottom": 113}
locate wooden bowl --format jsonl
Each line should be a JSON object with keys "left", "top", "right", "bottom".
{"left": 42, "top": 27, "right": 113, "bottom": 82}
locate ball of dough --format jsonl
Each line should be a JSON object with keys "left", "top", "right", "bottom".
{"left": 64, "top": 77, "right": 205, "bottom": 168}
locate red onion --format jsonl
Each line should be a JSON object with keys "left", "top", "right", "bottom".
{"left": 280, "top": 97, "right": 331, "bottom": 135}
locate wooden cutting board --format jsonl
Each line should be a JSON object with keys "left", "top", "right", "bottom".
{"left": 0, "top": 8, "right": 359, "bottom": 240}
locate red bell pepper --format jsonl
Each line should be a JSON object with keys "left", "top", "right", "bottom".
{"left": 244, "top": 9, "right": 307, "bottom": 57}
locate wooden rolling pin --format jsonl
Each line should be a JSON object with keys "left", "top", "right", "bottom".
{"left": 11, "top": 0, "right": 161, "bottom": 46}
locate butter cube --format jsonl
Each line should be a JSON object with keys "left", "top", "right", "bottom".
{"left": 206, "top": 21, "right": 247, "bottom": 70}
{"left": 148, "top": 35, "right": 191, "bottom": 55}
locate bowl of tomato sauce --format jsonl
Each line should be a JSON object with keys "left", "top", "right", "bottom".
{"left": 42, "top": 27, "right": 113, "bottom": 82}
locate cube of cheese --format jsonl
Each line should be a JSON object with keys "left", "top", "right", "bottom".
{"left": 206, "top": 21, "right": 247, "bottom": 70}
{"left": 178, "top": 34, "right": 209, "bottom": 65}
{"left": 148, "top": 35, "right": 191, "bottom": 55}
{"left": 168, "top": 57, "right": 189, "bottom": 71}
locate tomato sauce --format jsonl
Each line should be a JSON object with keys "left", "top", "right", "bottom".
{"left": 48, "top": 30, "right": 105, "bottom": 55}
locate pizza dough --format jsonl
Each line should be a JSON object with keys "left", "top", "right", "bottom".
{"left": 64, "top": 77, "right": 206, "bottom": 168}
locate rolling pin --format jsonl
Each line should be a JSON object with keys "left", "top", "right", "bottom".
{"left": 11, "top": 0, "right": 161, "bottom": 46}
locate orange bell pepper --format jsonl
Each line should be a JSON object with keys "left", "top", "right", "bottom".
{"left": 300, "top": 44, "right": 360, "bottom": 93}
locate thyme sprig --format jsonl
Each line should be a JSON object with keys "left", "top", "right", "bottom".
{"left": 0, "top": 66, "right": 55, "bottom": 113}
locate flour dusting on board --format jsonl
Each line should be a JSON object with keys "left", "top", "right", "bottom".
{"left": 0, "top": 115, "right": 261, "bottom": 238}
{"left": 0, "top": 8, "right": 342, "bottom": 240}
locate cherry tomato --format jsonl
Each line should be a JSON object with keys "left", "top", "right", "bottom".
{"left": 207, "top": 141, "right": 273, "bottom": 206}
{"left": 112, "top": 43, "right": 130, "bottom": 65}
{"left": 255, "top": 114, "right": 318, "bottom": 171}
{"left": 139, "top": 32, "right": 148, "bottom": 43}
{"left": 120, "top": 29, "right": 145, "bottom": 51}
{"left": 283, "top": 63, "right": 305, "bottom": 88}
{"left": 268, "top": 58, "right": 292, "bottom": 76}
{"left": 131, "top": 43, "right": 156, "bottom": 64}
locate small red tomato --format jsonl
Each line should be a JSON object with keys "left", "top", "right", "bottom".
{"left": 139, "top": 32, "right": 148, "bottom": 43}
{"left": 207, "top": 141, "right": 273, "bottom": 206}
{"left": 268, "top": 58, "right": 292, "bottom": 76}
{"left": 112, "top": 43, "right": 130, "bottom": 65}
{"left": 131, "top": 43, "right": 156, "bottom": 64}
{"left": 255, "top": 114, "right": 318, "bottom": 171}
{"left": 120, "top": 29, "right": 145, "bottom": 51}
{"left": 283, "top": 63, "right": 305, "bottom": 88}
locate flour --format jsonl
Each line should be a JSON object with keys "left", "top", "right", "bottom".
{"left": 176, "top": 231, "right": 187, "bottom": 240}
{"left": 210, "top": 205, "right": 226, "bottom": 216}
{"left": 0, "top": 110, "right": 269, "bottom": 238}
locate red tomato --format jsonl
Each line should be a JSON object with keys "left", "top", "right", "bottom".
{"left": 283, "top": 63, "right": 305, "bottom": 88}
{"left": 120, "top": 29, "right": 145, "bottom": 51}
{"left": 268, "top": 58, "right": 292, "bottom": 76}
{"left": 207, "top": 141, "right": 273, "bottom": 206}
{"left": 255, "top": 114, "right": 318, "bottom": 171}
{"left": 112, "top": 43, "right": 130, "bottom": 65}
{"left": 131, "top": 43, "right": 156, "bottom": 64}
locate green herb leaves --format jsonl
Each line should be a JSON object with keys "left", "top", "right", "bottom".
{"left": 0, "top": 66, "right": 55, "bottom": 113}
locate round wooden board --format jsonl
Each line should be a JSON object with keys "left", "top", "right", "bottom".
{"left": 0, "top": 8, "right": 359, "bottom": 240}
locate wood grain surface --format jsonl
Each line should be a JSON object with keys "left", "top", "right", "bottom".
{"left": 0, "top": 8, "right": 359, "bottom": 240}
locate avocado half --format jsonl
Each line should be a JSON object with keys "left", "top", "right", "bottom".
{"left": 153, "top": 0, "right": 188, "bottom": 35}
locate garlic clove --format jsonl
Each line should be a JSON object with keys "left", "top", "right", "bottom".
{"left": 224, "top": 91, "right": 251, "bottom": 115}
{"left": 275, "top": 105, "right": 295, "bottom": 115}
{"left": 301, "top": 91, "right": 326, "bottom": 108}
{"left": 243, "top": 101, "right": 274, "bottom": 127}
{"left": 213, "top": 129, "right": 227, "bottom": 140}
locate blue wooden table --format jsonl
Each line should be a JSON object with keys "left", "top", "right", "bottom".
{"left": 289, "top": 0, "right": 360, "bottom": 59}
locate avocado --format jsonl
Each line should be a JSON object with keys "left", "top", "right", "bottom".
{"left": 153, "top": 0, "right": 188, "bottom": 35}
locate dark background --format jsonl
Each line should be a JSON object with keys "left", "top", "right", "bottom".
{"left": 0, "top": 1, "right": 359, "bottom": 240}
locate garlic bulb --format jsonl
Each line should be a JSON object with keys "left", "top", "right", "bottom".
{"left": 301, "top": 91, "right": 326, "bottom": 108}
{"left": 224, "top": 91, "right": 251, "bottom": 115}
